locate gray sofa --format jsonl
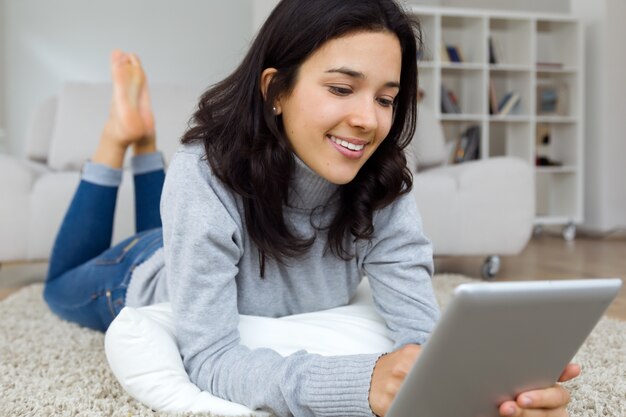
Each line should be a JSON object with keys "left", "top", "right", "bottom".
{"left": 0, "top": 83, "right": 534, "bottom": 277}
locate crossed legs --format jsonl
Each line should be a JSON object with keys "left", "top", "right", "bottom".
{"left": 44, "top": 50, "right": 164, "bottom": 331}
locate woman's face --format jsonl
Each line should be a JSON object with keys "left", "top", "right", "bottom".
{"left": 277, "top": 31, "right": 402, "bottom": 185}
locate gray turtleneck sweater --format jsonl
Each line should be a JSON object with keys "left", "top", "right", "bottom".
{"left": 125, "top": 143, "right": 440, "bottom": 417}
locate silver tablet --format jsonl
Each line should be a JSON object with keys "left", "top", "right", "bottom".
{"left": 386, "top": 278, "right": 622, "bottom": 417}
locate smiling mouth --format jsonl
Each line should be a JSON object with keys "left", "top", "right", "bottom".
{"left": 327, "top": 135, "right": 366, "bottom": 151}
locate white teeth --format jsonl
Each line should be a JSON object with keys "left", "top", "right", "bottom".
{"left": 329, "top": 135, "right": 365, "bottom": 151}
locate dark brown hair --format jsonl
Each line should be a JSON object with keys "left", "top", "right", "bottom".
{"left": 182, "top": 0, "right": 422, "bottom": 272}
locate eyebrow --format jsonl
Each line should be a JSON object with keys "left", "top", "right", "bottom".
{"left": 325, "top": 67, "right": 400, "bottom": 89}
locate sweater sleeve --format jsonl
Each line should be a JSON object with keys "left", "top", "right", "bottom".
{"left": 161, "top": 148, "right": 380, "bottom": 417}
{"left": 362, "top": 190, "right": 441, "bottom": 349}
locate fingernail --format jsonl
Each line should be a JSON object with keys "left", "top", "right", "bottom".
{"left": 503, "top": 405, "right": 515, "bottom": 416}
{"left": 519, "top": 396, "right": 532, "bottom": 406}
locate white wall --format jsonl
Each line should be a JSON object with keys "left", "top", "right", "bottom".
{"left": 252, "top": 0, "right": 279, "bottom": 38}
{"left": 4, "top": 0, "right": 252, "bottom": 156}
{"left": 0, "top": 0, "right": 6, "bottom": 151}
{"left": 602, "top": 0, "right": 626, "bottom": 229}
{"left": 571, "top": 0, "right": 626, "bottom": 231}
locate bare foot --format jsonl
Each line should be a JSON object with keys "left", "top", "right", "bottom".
{"left": 94, "top": 50, "right": 156, "bottom": 167}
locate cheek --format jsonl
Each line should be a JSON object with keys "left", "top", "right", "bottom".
{"left": 377, "top": 113, "right": 394, "bottom": 142}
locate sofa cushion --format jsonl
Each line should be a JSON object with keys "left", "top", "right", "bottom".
{"left": 0, "top": 156, "right": 43, "bottom": 261}
{"left": 47, "top": 83, "right": 200, "bottom": 171}
{"left": 414, "top": 157, "right": 533, "bottom": 256}
{"left": 24, "top": 96, "right": 57, "bottom": 163}
{"left": 28, "top": 171, "right": 137, "bottom": 260}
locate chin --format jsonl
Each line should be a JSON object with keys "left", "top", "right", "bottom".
{"left": 323, "top": 168, "right": 360, "bottom": 185}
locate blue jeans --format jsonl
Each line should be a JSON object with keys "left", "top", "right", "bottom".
{"left": 44, "top": 170, "right": 165, "bottom": 332}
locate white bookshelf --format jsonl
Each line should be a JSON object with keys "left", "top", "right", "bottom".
{"left": 411, "top": 6, "right": 584, "bottom": 239}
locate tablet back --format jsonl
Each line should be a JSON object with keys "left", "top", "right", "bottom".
{"left": 386, "top": 278, "right": 622, "bottom": 417}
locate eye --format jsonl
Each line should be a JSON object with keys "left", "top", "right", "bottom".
{"left": 377, "top": 96, "right": 396, "bottom": 108}
{"left": 328, "top": 85, "right": 353, "bottom": 96}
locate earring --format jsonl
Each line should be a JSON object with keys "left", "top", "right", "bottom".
{"left": 272, "top": 106, "right": 278, "bottom": 115}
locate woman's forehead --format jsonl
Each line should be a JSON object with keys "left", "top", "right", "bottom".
{"left": 302, "top": 31, "right": 402, "bottom": 83}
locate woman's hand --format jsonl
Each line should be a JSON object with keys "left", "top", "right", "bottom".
{"left": 368, "top": 344, "right": 422, "bottom": 417}
{"left": 498, "top": 363, "right": 581, "bottom": 417}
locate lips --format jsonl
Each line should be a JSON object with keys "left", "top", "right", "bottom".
{"left": 327, "top": 135, "right": 367, "bottom": 151}
{"left": 327, "top": 134, "right": 369, "bottom": 160}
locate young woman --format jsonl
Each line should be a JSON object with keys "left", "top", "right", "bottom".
{"left": 44, "top": 1, "right": 579, "bottom": 416}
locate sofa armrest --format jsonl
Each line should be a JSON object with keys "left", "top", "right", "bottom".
{"left": 413, "top": 157, "right": 534, "bottom": 256}
{"left": 0, "top": 155, "right": 50, "bottom": 262}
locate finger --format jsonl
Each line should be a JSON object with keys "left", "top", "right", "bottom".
{"left": 517, "top": 385, "right": 571, "bottom": 409}
{"left": 499, "top": 400, "right": 523, "bottom": 417}
{"left": 558, "top": 363, "right": 581, "bottom": 382}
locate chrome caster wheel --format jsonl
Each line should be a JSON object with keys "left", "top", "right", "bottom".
{"left": 482, "top": 255, "right": 500, "bottom": 280}
{"left": 562, "top": 222, "right": 576, "bottom": 241}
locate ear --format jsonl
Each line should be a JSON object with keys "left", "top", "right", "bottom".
{"left": 260, "top": 68, "right": 282, "bottom": 114}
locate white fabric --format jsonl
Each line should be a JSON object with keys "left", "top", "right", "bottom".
{"left": 27, "top": 171, "right": 137, "bottom": 260}
{"left": 413, "top": 157, "right": 534, "bottom": 256}
{"left": 24, "top": 96, "right": 57, "bottom": 162}
{"left": 104, "top": 280, "right": 392, "bottom": 415}
{"left": 0, "top": 155, "right": 47, "bottom": 260}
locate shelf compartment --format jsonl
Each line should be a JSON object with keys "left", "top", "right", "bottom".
{"left": 489, "top": 71, "right": 532, "bottom": 116}
{"left": 535, "top": 123, "right": 579, "bottom": 168}
{"left": 536, "top": 20, "right": 579, "bottom": 68}
{"left": 536, "top": 72, "right": 579, "bottom": 118}
{"left": 442, "top": 67, "right": 485, "bottom": 115}
{"left": 488, "top": 121, "right": 532, "bottom": 161}
{"left": 441, "top": 15, "right": 486, "bottom": 64}
{"left": 535, "top": 172, "right": 580, "bottom": 219}
{"left": 489, "top": 18, "right": 533, "bottom": 66}
{"left": 441, "top": 120, "right": 486, "bottom": 162}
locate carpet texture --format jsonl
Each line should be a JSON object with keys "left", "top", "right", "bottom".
{"left": 1, "top": 275, "right": 624, "bottom": 417}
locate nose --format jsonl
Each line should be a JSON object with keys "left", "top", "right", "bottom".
{"left": 347, "top": 96, "right": 378, "bottom": 133}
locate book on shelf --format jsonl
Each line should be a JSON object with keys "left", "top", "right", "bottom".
{"left": 440, "top": 44, "right": 450, "bottom": 63}
{"left": 488, "top": 36, "right": 506, "bottom": 65}
{"left": 441, "top": 85, "right": 461, "bottom": 114}
{"left": 453, "top": 125, "right": 481, "bottom": 164}
{"left": 488, "top": 79, "right": 499, "bottom": 115}
{"left": 497, "top": 91, "right": 521, "bottom": 116}
{"left": 488, "top": 37, "right": 497, "bottom": 65}
{"left": 536, "top": 84, "right": 568, "bottom": 116}
{"left": 445, "top": 45, "right": 464, "bottom": 63}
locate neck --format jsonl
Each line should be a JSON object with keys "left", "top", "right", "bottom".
{"left": 288, "top": 155, "right": 339, "bottom": 210}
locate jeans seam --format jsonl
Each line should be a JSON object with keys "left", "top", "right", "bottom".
{"left": 118, "top": 235, "right": 163, "bottom": 288}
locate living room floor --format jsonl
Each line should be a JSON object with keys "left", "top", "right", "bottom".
{"left": 1, "top": 233, "right": 625, "bottom": 320}
{"left": 436, "top": 232, "right": 626, "bottom": 321}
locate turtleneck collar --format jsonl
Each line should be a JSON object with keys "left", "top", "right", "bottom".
{"left": 288, "top": 154, "right": 340, "bottom": 210}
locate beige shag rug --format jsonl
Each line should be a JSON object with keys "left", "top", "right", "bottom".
{"left": 1, "top": 275, "right": 624, "bottom": 417}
